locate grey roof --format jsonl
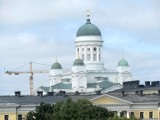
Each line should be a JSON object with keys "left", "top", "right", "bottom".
{"left": 0, "top": 93, "right": 160, "bottom": 106}
{"left": 109, "top": 85, "right": 160, "bottom": 93}
{"left": 0, "top": 94, "right": 100, "bottom": 105}
{"left": 108, "top": 93, "right": 160, "bottom": 103}
{"left": 0, "top": 96, "right": 67, "bottom": 105}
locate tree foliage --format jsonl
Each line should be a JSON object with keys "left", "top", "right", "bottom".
{"left": 25, "top": 98, "right": 139, "bottom": 120}
{"left": 25, "top": 98, "right": 113, "bottom": 120}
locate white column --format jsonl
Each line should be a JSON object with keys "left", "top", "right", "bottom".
{"left": 126, "top": 111, "right": 130, "bottom": 118}
{"left": 76, "top": 46, "right": 79, "bottom": 59}
{"left": 97, "top": 47, "right": 99, "bottom": 61}
{"left": 76, "top": 47, "right": 78, "bottom": 59}
{"left": 85, "top": 46, "right": 87, "bottom": 62}
{"left": 117, "top": 111, "right": 120, "bottom": 117}
{"left": 100, "top": 46, "right": 102, "bottom": 61}
{"left": 91, "top": 46, "right": 93, "bottom": 61}
{"left": 158, "top": 108, "right": 160, "bottom": 120}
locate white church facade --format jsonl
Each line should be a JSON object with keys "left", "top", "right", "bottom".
{"left": 38, "top": 13, "right": 132, "bottom": 95}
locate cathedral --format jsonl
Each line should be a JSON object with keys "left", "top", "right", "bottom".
{"left": 38, "top": 13, "right": 132, "bottom": 95}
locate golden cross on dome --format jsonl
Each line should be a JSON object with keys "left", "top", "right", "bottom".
{"left": 86, "top": 9, "right": 90, "bottom": 18}
{"left": 55, "top": 57, "right": 57, "bottom": 62}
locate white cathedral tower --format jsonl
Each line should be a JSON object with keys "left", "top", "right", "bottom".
{"left": 75, "top": 11, "right": 104, "bottom": 71}
{"left": 38, "top": 11, "right": 133, "bottom": 95}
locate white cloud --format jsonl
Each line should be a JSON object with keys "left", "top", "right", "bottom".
{"left": 0, "top": 0, "right": 160, "bottom": 95}
{"left": 0, "top": 0, "right": 98, "bottom": 24}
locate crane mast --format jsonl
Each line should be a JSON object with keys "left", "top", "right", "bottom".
{"left": 5, "top": 62, "right": 49, "bottom": 95}
{"left": 30, "top": 62, "right": 33, "bottom": 95}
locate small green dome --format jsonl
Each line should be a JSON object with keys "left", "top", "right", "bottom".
{"left": 76, "top": 19, "right": 101, "bottom": 37}
{"left": 73, "top": 58, "right": 84, "bottom": 66}
{"left": 51, "top": 62, "right": 62, "bottom": 69}
{"left": 118, "top": 57, "right": 129, "bottom": 67}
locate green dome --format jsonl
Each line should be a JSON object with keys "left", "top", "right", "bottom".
{"left": 76, "top": 19, "right": 101, "bottom": 37}
{"left": 51, "top": 62, "right": 62, "bottom": 69}
{"left": 73, "top": 58, "right": 84, "bottom": 66}
{"left": 118, "top": 57, "right": 129, "bottom": 67}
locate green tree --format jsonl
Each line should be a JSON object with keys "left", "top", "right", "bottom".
{"left": 26, "top": 98, "right": 113, "bottom": 120}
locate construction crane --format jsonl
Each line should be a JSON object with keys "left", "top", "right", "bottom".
{"left": 5, "top": 62, "right": 49, "bottom": 95}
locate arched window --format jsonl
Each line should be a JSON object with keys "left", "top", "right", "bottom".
{"left": 93, "top": 47, "right": 97, "bottom": 51}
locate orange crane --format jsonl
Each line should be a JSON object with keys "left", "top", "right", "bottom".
{"left": 5, "top": 62, "right": 49, "bottom": 95}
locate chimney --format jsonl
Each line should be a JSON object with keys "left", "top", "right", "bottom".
{"left": 58, "top": 91, "right": 62, "bottom": 96}
{"left": 121, "top": 90, "right": 125, "bottom": 97}
{"left": 145, "top": 81, "right": 150, "bottom": 86}
{"left": 62, "top": 91, "right": 66, "bottom": 97}
{"left": 37, "top": 91, "right": 43, "bottom": 96}
{"left": 15, "top": 91, "right": 21, "bottom": 96}
{"left": 135, "top": 91, "right": 139, "bottom": 95}
{"left": 47, "top": 92, "right": 54, "bottom": 96}
{"left": 75, "top": 91, "right": 79, "bottom": 95}
{"left": 96, "top": 90, "right": 101, "bottom": 95}
{"left": 140, "top": 90, "right": 143, "bottom": 96}
{"left": 158, "top": 90, "right": 160, "bottom": 96}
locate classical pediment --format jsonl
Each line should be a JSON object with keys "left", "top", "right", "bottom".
{"left": 91, "top": 94, "right": 132, "bottom": 105}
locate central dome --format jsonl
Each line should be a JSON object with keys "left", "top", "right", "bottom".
{"left": 76, "top": 19, "right": 101, "bottom": 37}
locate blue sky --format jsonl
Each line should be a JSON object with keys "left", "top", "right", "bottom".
{"left": 0, "top": 0, "right": 160, "bottom": 95}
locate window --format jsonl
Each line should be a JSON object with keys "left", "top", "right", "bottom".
{"left": 81, "top": 54, "right": 85, "bottom": 60}
{"left": 120, "top": 112, "right": 124, "bottom": 117}
{"left": 61, "top": 79, "right": 70, "bottom": 82}
{"left": 93, "top": 47, "right": 97, "bottom": 51}
{"left": 18, "top": 115, "right": 22, "bottom": 120}
{"left": 149, "top": 112, "right": 153, "bottom": 118}
{"left": 87, "top": 54, "right": 91, "bottom": 61}
{"left": 93, "top": 54, "right": 96, "bottom": 61}
{"left": 87, "top": 48, "right": 90, "bottom": 51}
{"left": 4, "top": 115, "right": 9, "bottom": 120}
{"left": 81, "top": 48, "right": 84, "bottom": 51}
{"left": 130, "top": 112, "right": 134, "bottom": 117}
{"left": 140, "top": 112, "right": 144, "bottom": 119}
{"left": 96, "top": 77, "right": 108, "bottom": 81}
{"left": 79, "top": 86, "right": 84, "bottom": 88}
{"left": 99, "top": 54, "right": 101, "bottom": 61}
{"left": 77, "top": 48, "right": 79, "bottom": 52}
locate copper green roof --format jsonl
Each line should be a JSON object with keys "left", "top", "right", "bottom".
{"left": 118, "top": 57, "right": 129, "bottom": 67}
{"left": 73, "top": 58, "right": 84, "bottom": 66}
{"left": 51, "top": 62, "right": 62, "bottom": 69}
{"left": 87, "top": 80, "right": 114, "bottom": 90}
{"left": 76, "top": 19, "right": 101, "bottom": 37}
